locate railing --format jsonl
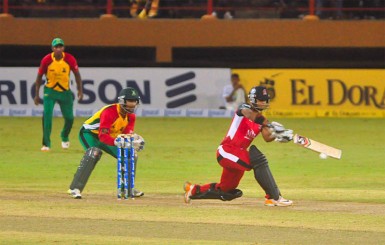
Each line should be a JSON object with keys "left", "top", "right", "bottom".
{"left": 1, "top": 0, "right": 384, "bottom": 19}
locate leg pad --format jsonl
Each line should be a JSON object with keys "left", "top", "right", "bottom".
{"left": 69, "top": 147, "right": 102, "bottom": 192}
{"left": 250, "top": 145, "right": 280, "bottom": 200}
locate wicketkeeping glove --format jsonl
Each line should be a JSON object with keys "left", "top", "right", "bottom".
{"left": 114, "top": 135, "right": 131, "bottom": 148}
{"left": 132, "top": 133, "right": 145, "bottom": 152}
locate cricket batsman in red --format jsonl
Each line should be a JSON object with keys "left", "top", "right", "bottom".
{"left": 184, "top": 86, "right": 294, "bottom": 206}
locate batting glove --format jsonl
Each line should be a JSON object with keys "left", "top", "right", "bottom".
{"left": 274, "top": 129, "right": 294, "bottom": 143}
{"left": 268, "top": 121, "right": 286, "bottom": 133}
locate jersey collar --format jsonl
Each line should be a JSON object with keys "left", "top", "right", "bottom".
{"left": 51, "top": 52, "right": 65, "bottom": 61}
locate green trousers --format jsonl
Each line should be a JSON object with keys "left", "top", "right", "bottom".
{"left": 42, "top": 87, "right": 74, "bottom": 147}
{"left": 78, "top": 127, "right": 118, "bottom": 158}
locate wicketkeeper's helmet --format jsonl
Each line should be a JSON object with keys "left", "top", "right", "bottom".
{"left": 118, "top": 87, "right": 140, "bottom": 113}
{"left": 248, "top": 86, "right": 270, "bottom": 111}
{"left": 118, "top": 87, "right": 140, "bottom": 105}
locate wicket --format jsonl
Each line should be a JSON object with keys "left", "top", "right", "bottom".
{"left": 117, "top": 136, "right": 135, "bottom": 199}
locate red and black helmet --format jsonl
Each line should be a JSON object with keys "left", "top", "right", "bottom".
{"left": 248, "top": 86, "right": 270, "bottom": 111}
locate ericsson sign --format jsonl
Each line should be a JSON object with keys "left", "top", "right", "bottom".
{"left": 0, "top": 68, "right": 230, "bottom": 115}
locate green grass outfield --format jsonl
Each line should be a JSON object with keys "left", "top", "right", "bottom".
{"left": 0, "top": 117, "right": 384, "bottom": 244}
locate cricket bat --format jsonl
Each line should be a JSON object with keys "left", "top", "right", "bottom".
{"left": 293, "top": 134, "right": 342, "bottom": 159}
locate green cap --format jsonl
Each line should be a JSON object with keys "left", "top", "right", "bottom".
{"left": 51, "top": 38, "right": 64, "bottom": 47}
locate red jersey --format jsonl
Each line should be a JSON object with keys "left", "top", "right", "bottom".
{"left": 38, "top": 52, "right": 79, "bottom": 91}
{"left": 83, "top": 104, "right": 135, "bottom": 146}
{"left": 220, "top": 106, "right": 262, "bottom": 150}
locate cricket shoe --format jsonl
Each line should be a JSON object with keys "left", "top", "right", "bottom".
{"left": 67, "top": 188, "right": 82, "bottom": 199}
{"left": 264, "top": 196, "right": 293, "bottom": 207}
{"left": 183, "top": 181, "right": 195, "bottom": 204}
{"left": 132, "top": 189, "right": 144, "bottom": 197}
{"left": 41, "top": 146, "right": 50, "bottom": 152}
{"left": 61, "top": 141, "right": 70, "bottom": 149}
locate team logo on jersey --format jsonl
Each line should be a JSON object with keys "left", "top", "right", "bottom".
{"left": 245, "top": 129, "right": 257, "bottom": 140}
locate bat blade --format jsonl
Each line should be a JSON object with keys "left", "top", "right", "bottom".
{"left": 293, "top": 134, "right": 342, "bottom": 159}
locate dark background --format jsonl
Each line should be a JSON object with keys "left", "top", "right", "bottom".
{"left": 1, "top": 45, "right": 384, "bottom": 68}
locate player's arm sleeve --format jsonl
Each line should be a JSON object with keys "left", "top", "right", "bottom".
{"left": 253, "top": 114, "right": 266, "bottom": 126}
{"left": 98, "top": 111, "right": 116, "bottom": 146}
{"left": 123, "top": 114, "right": 136, "bottom": 134}
{"left": 65, "top": 53, "right": 80, "bottom": 72}
{"left": 237, "top": 103, "right": 250, "bottom": 116}
{"left": 38, "top": 55, "right": 51, "bottom": 76}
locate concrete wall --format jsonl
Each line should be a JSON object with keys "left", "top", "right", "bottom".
{"left": 1, "top": 17, "right": 384, "bottom": 63}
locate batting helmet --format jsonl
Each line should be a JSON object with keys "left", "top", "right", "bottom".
{"left": 248, "top": 86, "right": 270, "bottom": 111}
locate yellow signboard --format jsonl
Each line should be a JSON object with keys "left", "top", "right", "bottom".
{"left": 233, "top": 69, "right": 385, "bottom": 118}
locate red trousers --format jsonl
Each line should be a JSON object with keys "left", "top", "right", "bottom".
{"left": 198, "top": 144, "right": 252, "bottom": 193}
